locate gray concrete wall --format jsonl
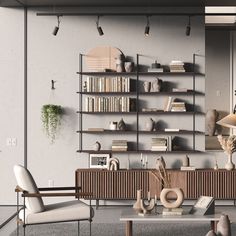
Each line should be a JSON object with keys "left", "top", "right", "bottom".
{"left": 0, "top": 7, "right": 216, "bottom": 205}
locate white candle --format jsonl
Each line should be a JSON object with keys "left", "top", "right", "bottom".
{"left": 154, "top": 194, "right": 157, "bottom": 204}
{"left": 148, "top": 191, "right": 151, "bottom": 201}
{"left": 140, "top": 153, "right": 143, "bottom": 162}
{"left": 145, "top": 155, "right": 148, "bottom": 163}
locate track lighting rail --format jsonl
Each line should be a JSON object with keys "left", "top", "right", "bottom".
{"left": 37, "top": 12, "right": 236, "bottom": 16}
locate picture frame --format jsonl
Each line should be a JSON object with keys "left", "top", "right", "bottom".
{"left": 89, "top": 154, "right": 110, "bottom": 169}
{"left": 189, "top": 196, "right": 215, "bottom": 215}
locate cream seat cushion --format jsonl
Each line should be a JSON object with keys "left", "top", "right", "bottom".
{"left": 19, "top": 200, "right": 93, "bottom": 224}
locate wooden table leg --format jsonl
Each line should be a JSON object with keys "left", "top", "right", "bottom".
{"left": 126, "top": 221, "right": 132, "bottom": 236}
{"left": 210, "top": 220, "right": 218, "bottom": 233}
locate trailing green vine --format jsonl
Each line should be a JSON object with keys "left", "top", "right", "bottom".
{"left": 41, "top": 104, "right": 63, "bottom": 143}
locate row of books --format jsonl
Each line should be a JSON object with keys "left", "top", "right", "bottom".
{"left": 84, "top": 77, "right": 135, "bottom": 92}
{"left": 112, "top": 140, "right": 128, "bottom": 151}
{"left": 169, "top": 60, "right": 185, "bottom": 72}
{"left": 151, "top": 137, "right": 172, "bottom": 151}
{"left": 164, "top": 97, "right": 186, "bottom": 112}
{"left": 85, "top": 97, "right": 136, "bottom": 112}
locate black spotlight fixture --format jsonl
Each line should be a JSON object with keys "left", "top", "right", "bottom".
{"left": 52, "top": 15, "right": 61, "bottom": 36}
{"left": 145, "top": 16, "right": 150, "bottom": 36}
{"left": 186, "top": 16, "right": 191, "bottom": 36}
{"left": 96, "top": 16, "right": 104, "bottom": 36}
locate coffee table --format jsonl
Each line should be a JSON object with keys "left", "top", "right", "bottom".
{"left": 120, "top": 209, "right": 221, "bottom": 236}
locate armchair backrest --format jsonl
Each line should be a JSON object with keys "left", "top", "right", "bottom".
{"left": 14, "top": 165, "right": 45, "bottom": 213}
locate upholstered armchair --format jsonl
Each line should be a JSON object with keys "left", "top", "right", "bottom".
{"left": 14, "top": 165, "right": 94, "bottom": 236}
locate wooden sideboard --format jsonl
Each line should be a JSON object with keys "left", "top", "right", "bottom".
{"left": 75, "top": 169, "right": 236, "bottom": 205}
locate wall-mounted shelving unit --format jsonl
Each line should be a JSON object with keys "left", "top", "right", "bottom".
{"left": 77, "top": 53, "right": 205, "bottom": 155}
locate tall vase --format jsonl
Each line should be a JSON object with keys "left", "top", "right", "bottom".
{"left": 133, "top": 189, "right": 142, "bottom": 212}
{"left": 217, "top": 214, "right": 231, "bottom": 236}
{"left": 225, "top": 154, "right": 235, "bottom": 171}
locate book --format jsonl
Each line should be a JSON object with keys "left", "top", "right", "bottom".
{"left": 164, "top": 128, "right": 180, "bottom": 132}
{"left": 162, "top": 208, "right": 183, "bottom": 216}
{"left": 164, "top": 97, "right": 173, "bottom": 112}
{"left": 172, "top": 88, "right": 189, "bottom": 92}
{"left": 88, "top": 128, "right": 104, "bottom": 131}
{"left": 180, "top": 166, "right": 196, "bottom": 171}
{"left": 148, "top": 68, "right": 164, "bottom": 72}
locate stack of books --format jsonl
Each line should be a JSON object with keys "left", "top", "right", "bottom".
{"left": 171, "top": 102, "right": 186, "bottom": 112}
{"left": 151, "top": 137, "right": 170, "bottom": 151}
{"left": 162, "top": 208, "right": 183, "bottom": 216}
{"left": 112, "top": 140, "right": 128, "bottom": 151}
{"left": 148, "top": 67, "right": 164, "bottom": 73}
{"left": 169, "top": 60, "right": 185, "bottom": 72}
{"left": 172, "top": 88, "right": 189, "bottom": 92}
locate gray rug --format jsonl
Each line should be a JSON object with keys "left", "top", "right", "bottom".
{"left": 10, "top": 222, "right": 236, "bottom": 236}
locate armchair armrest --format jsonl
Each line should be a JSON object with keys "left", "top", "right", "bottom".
{"left": 22, "top": 192, "right": 92, "bottom": 198}
{"left": 38, "top": 186, "right": 81, "bottom": 191}
{"left": 15, "top": 185, "right": 25, "bottom": 193}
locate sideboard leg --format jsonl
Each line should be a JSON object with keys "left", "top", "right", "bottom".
{"left": 211, "top": 220, "right": 218, "bottom": 233}
{"left": 126, "top": 221, "right": 132, "bottom": 236}
{"left": 96, "top": 199, "right": 99, "bottom": 209}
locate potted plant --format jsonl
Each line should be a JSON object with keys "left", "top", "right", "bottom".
{"left": 41, "top": 104, "right": 63, "bottom": 143}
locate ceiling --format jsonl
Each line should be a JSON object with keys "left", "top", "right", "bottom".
{"left": 1, "top": 0, "right": 236, "bottom": 7}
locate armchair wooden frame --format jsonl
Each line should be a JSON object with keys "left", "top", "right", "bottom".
{"left": 15, "top": 185, "right": 93, "bottom": 236}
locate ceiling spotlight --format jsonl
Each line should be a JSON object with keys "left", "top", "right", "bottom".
{"left": 186, "top": 16, "right": 191, "bottom": 36}
{"left": 53, "top": 15, "right": 61, "bottom": 36}
{"left": 96, "top": 16, "right": 104, "bottom": 36}
{"left": 145, "top": 16, "right": 150, "bottom": 36}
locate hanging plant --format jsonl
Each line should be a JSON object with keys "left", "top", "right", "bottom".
{"left": 41, "top": 104, "right": 63, "bottom": 143}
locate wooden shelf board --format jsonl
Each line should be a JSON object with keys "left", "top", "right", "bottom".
{"left": 77, "top": 130, "right": 204, "bottom": 134}
{"left": 77, "top": 72, "right": 204, "bottom": 76}
{"left": 77, "top": 150, "right": 202, "bottom": 154}
{"left": 77, "top": 92, "right": 137, "bottom": 95}
{"left": 77, "top": 111, "right": 204, "bottom": 114}
{"left": 77, "top": 91, "right": 204, "bottom": 96}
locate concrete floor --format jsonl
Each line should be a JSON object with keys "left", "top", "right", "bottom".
{"left": 1, "top": 205, "right": 236, "bottom": 236}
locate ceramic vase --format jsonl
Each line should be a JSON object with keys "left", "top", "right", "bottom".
{"left": 225, "top": 154, "right": 235, "bottom": 171}
{"left": 182, "top": 155, "right": 190, "bottom": 167}
{"left": 143, "top": 81, "right": 151, "bottom": 92}
{"left": 109, "top": 122, "right": 117, "bottom": 130}
{"left": 125, "top": 62, "right": 134, "bottom": 72}
{"left": 151, "top": 78, "right": 162, "bottom": 92}
{"left": 155, "top": 156, "right": 166, "bottom": 169}
{"left": 205, "top": 230, "right": 217, "bottom": 236}
{"left": 206, "top": 109, "right": 219, "bottom": 136}
{"left": 160, "top": 188, "right": 184, "bottom": 209}
{"left": 93, "top": 141, "right": 101, "bottom": 151}
{"left": 116, "top": 55, "right": 125, "bottom": 72}
{"left": 217, "top": 214, "right": 231, "bottom": 236}
{"left": 118, "top": 118, "right": 126, "bottom": 131}
{"left": 145, "top": 118, "right": 154, "bottom": 131}
{"left": 133, "top": 189, "right": 142, "bottom": 212}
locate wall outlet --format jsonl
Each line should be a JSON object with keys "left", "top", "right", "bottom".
{"left": 48, "top": 179, "right": 54, "bottom": 187}
{"left": 12, "top": 138, "right": 17, "bottom": 146}
{"left": 6, "top": 138, "right": 12, "bottom": 146}
{"left": 216, "top": 90, "right": 221, "bottom": 97}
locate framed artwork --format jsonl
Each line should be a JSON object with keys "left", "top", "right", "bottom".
{"left": 89, "top": 154, "right": 110, "bottom": 169}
